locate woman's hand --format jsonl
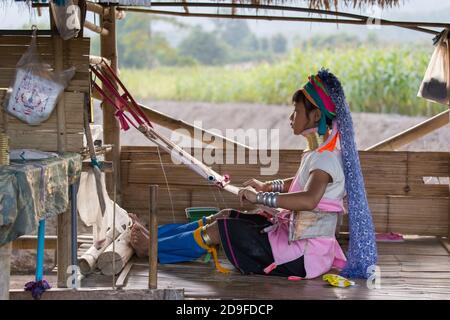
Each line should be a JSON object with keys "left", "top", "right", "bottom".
{"left": 242, "top": 178, "right": 270, "bottom": 192}
{"left": 238, "top": 186, "right": 258, "bottom": 207}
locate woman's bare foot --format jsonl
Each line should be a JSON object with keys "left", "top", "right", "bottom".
{"left": 129, "top": 213, "right": 149, "bottom": 236}
{"left": 130, "top": 223, "right": 149, "bottom": 258}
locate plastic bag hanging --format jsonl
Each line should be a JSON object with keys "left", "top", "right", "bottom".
{"left": 3, "top": 26, "right": 76, "bottom": 126}
{"left": 50, "top": 0, "right": 81, "bottom": 40}
{"left": 418, "top": 29, "right": 450, "bottom": 106}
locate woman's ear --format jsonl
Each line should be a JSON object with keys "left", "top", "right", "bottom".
{"left": 313, "top": 108, "right": 322, "bottom": 124}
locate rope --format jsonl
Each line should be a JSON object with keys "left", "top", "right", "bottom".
{"left": 156, "top": 145, "right": 176, "bottom": 223}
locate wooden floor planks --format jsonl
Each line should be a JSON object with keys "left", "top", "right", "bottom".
{"left": 82, "top": 237, "right": 450, "bottom": 300}
{"left": 9, "top": 236, "right": 450, "bottom": 300}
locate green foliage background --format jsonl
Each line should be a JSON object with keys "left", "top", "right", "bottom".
{"left": 90, "top": 13, "right": 444, "bottom": 116}
{"left": 121, "top": 45, "right": 444, "bottom": 116}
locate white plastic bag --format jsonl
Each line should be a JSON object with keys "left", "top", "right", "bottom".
{"left": 50, "top": 0, "right": 81, "bottom": 40}
{"left": 3, "top": 27, "right": 75, "bottom": 125}
{"left": 77, "top": 168, "right": 131, "bottom": 243}
{"left": 418, "top": 29, "right": 450, "bottom": 106}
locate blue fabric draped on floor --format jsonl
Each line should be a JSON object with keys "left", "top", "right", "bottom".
{"left": 157, "top": 219, "right": 206, "bottom": 263}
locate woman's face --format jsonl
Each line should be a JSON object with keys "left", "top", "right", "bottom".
{"left": 289, "top": 101, "right": 320, "bottom": 136}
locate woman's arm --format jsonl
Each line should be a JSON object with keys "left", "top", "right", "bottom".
{"left": 243, "top": 177, "right": 295, "bottom": 193}
{"left": 269, "top": 177, "right": 294, "bottom": 193}
{"left": 276, "top": 170, "right": 330, "bottom": 211}
{"left": 239, "top": 170, "right": 331, "bottom": 211}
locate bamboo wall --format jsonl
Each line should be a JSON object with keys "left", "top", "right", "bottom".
{"left": 121, "top": 146, "right": 449, "bottom": 237}
{"left": 0, "top": 33, "right": 90, "bottom": 152}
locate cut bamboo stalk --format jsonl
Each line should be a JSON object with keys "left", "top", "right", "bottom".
{"left": 89, "top": 55, "right": 111, "bottom": 66}
{"left": 97, "top": 227, "right": 134, "bottom": 276}
{"left": 78, "top": 227, "right": 116, "bottom": 275}
{"left": 366, "top": 110, "right": 450, "bottom": 151}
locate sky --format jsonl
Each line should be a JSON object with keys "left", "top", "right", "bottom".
{"left": 1, "top": 0, "right": 449, "bottom": 44}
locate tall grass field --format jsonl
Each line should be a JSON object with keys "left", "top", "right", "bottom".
{"left": 121, "top": 46, "right": 446, "bottom": 116}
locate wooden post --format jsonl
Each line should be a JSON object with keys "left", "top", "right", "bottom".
{"left": 446, "top": 31, "right": 450, "bottom": 242}
{"left": 100, "top": 5, "right": 121, "bottom": 204}
{"left": 0, "top": 243, "right": 11, "bottom": 300}
{"left": 447, "top": 112, "right": 450, "bottom": 242}
{"left": 148, "top": 185, "right": 158, "bottom": 289}
{"left": 50, "top": 9, "right": 73, "bottom": 288}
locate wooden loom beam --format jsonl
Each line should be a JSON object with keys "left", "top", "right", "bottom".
{"left": 91, "top": 86, "right": 251, "bottom": 150}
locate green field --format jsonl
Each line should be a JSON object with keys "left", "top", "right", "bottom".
{"left": 121, "top": 45, "right": 445, "bottom": 116}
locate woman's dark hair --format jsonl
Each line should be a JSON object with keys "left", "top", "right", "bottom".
{"left": 292, "top": 89, "right": 332, "bottom": 129}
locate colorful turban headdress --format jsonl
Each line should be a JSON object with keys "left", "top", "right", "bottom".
{"left": 302, "top": 69, "right": 378, "bottom": 278}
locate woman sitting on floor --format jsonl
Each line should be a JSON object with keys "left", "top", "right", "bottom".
{"left": 130, "top": 69, "right": 377, "bottom": 279}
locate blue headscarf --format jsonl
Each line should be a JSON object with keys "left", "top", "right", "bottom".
{"left": 318, "top": 69, "right": 378, "bottom": 279}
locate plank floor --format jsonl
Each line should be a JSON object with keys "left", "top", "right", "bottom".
{"left": 79, "top": 236, "right": 450, "bottom": 300}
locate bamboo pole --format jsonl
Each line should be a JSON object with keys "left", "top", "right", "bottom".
{"left": 118, "top": 6, "right": 441, "bottom": 35}
{"left": 49, "top": 8, "right": 73, "bottom": 287}
{"left": 86, "top": 1, "right": 104, "bottom": 16}
{"left": 101, "top": 5, "right": 121, "bottom": 204}
{"left": 148, "top": 185, "right": 158, "bottom": 289}
{"left": 84, "top": 20, "right": 109, "bottom": 36}
{"left": 365, "top": 110, "right": 449, "bottom": 151}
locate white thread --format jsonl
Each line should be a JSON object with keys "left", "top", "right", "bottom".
{"left": 156, "top": 145, "right": 176, "bottom": 223}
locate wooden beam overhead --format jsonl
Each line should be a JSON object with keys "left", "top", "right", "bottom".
{"left": 118, "top": 2, "right": 443, "bottom": 35}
